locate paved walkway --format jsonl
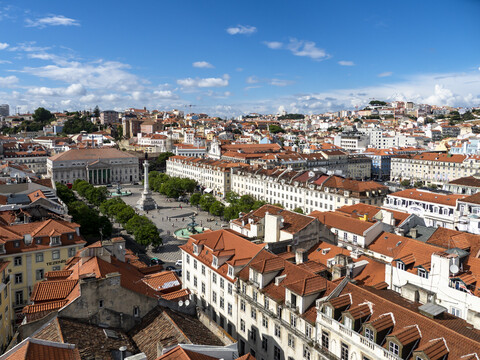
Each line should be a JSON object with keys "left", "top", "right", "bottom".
{"left": 119, "top": 185, "right": 227, "bottom": 266}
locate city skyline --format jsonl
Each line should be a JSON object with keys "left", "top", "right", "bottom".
{"left": 0, "top": 0, "right": 479, "bottom": 116}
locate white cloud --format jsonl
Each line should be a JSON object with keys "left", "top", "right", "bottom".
{"left": 177, "top": 74, "right": 230, "bottom": 88}
{"left": 269, "top": 79, "right": 292, "bottom": 87}
{"left": 27, "top": 86, "right": 59, "bottom": 96}
{"left": 153, "top": 90, "right": 178, "bottom": 99}
{"left": 338, "top": 60, "right": 354, "bottom": 66}
{"left": 264, "top": 38, "right": 329, "bottom": 61}
{"left": 286, "top": 38, "right": 329, "bottom": 60}
{"left": 226, "top": 25, "right": 256, "bottom": 35}
{"left": 246, "top": 76, "right": 259, "bottom": 84}
{"left": 9, "top": 42, "right": 50, "bottom": 52}
{"left": 65, "top": 83, "right": 86, "bottom": 96}
{"left": 25, "top": 15, "right": 80, "bottom": 28}
{"left": 263, "top": 41, "right": 283, "bottom": 49}
{"left": 22, "top": 60, "right": 142, "bottom": 90}
{"left": 0, "top": 42, "right": 9, "bottom": 50}
{"left": 378, "top": 71, "right": 393, "bottom": 77}
{"left": 28, "top": 53, "right": 57, "bottom": 60}
{"left": 246, "top": 75, "right": 293, "bottom": 87}
{"left": 193, "top": 61, "right": 214, "bottom": 69}
{"left": 0, "top": 75, "right": 18, "bottom": 87}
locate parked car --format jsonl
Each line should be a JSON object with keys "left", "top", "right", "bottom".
{"left": 166, "top": 265, "right": 176, "bottom": 271}
{"left": 175, "top": 260, "right": 183, "bottom": 267}
{"left": 174, "top": 269, "right": 182, "bottom": 276}
{"left": 150, "top": 258, "right": 164, "bottom": 265}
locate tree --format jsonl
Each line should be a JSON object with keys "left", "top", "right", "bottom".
{"left": 189, "top": 192, "right": 202, "bottom": 206}
{"left": 225, "top": 191, "right": 240, "bottom": 205}
{"left": 223, "top": 205, "right": 241, "bottom": 221}
{"left": 400, "top": 180, "right": 411, "bottom": 187}
{"left": 116, "top": 206, "right": 136, "bottom": 225}
{"left": 252, "top": 200, "right": 266, "bottom": 210}
{"left": 269, "top": 124, "right": 285, "bottom": 134}
{"left": 199, "top": 194, "right": 216, "bottom": 212}
{"left": 273, "top": 203, "right": 284, "bottom": 208}
{"left": 134, "top": 223, "right": 161, "bottom": 246}
{"left": 159, "top": 179, "right": 181, "bottom": 198}
{"left": 179, "top": 178, "right": 197, "bottom": 194}
{"left": 150, "top": 152, "right": 175, "bottom": 171}
{"left": 125, "top": 215, "right": 151, "bottom": 234}
{"left": 369, "top": 100, "right": 387, "bottom": 106}
{"left": 278, "top": 113, "right": 304, "bottom": 120}
{"left": 55, "top": 183, "right": 76, "bottom": 205}
{"left": 293, "top": 207, "right": 304, "bottom": 214}
{"left": 100, "top": 197, "right": 125, "bottom": 216}
{"left": 33, "top": 107, "right": 54, "bottom": 124}
{"left": 93, "top": 106, "right": 100, "bottom": 118}
{"left": 209, "top": 201, "right": 225, "bottom": 217}
{"left": 414, "top": 181, "right": 423, "bottom": 188}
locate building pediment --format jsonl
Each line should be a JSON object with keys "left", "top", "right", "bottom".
{"left": 86, "top": 160, "right": 111, "bottom": 168}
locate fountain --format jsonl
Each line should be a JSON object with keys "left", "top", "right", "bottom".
{"left": 109, "top": 184, "right": 132, "bottom": 197}
{"left": 174, "top": 213, "right": 206, "bottom": 239}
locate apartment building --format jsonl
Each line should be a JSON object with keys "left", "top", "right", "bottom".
{"left": 390, "top": 152, "right": 480, "bottom": 185}
{"left": 0, "top": 261, "right": 13, "bottom": 352}
{"left": 137, "top": 133, "right": 173, "bottom": 153}
{"left": 231, "top": 167, "right": 387, "bottom": 213}
{"left": 179, "top": 229, "right": 480, "bottom": 360}
{"left": 166, "top": 156, "right": 248, "bottom": 198}
{"left": 1, "top": 142, "right": 48, "bottom": 175}
{"left": 99, "top": 110, "right": 119, "bottom": 125}
{"left": 383, "top": 188, "right": 465, "bottom": 229}
{"left": 443, "top": 175, "right": 480, "bottom": 195}
{"left": 0, "top": 219, "right": 86, "bottom": 318}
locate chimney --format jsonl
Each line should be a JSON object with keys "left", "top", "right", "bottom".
{"left": 112, "top": 237, "right": 126, "bottom": 262}
{"left": 409, "top": 228, "right": 418, "bottom": 239}
{"left": 295, "top": 248, "right": 308, "bottom": 264}
{"left": 119, "top": 346, "right": 127, "bottom": 360}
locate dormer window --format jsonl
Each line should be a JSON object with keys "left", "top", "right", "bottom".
{"left": 365, "top": 328, "right": 374, "bottom": 341}
{"left": 344, "top": 316, "right": 353, "bottom": 329}
{"left": 13, "top": 240, "right": 20, "bottom": 248}
{"left": 324, "top": 305, "right": 333, "bottom": 318}
{"left": 389, "top": 341, "right": 400, "bottom": 356}
{"left": 50, "top": 236, "right": 61, "bottom": 246}
{"left": 250, "top": 269, "right": 259, "bottom": 285}
{"left": 418, "top": 268, "right": 428, "bottom": 279}
{"left": 35, "top": 237, "right": 42, "bottom": 245}
{"left": 0, "top": 244, "right": 4, "bottom": 254}
{"left": 397, "top": 262, "right": 405, "bottom": 270}
{"left": 228, "top": 265, "right": 234, "bottom": 277}
{"left": 193, "top": 244, "right": 199, "bottom": 255}
{"left": 68, "top": 233, "right": 74, "bottom": 241}
{"left": 212, "top": 257, "right": 218, "bottom": 268}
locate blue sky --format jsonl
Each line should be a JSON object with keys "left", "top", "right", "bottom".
{"left": 0, "top": 0, "right": 479, "bottom": 116}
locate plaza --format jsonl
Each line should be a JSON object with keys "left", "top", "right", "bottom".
{"left": 119, "top": 185, "right": 227, "bottom": 265}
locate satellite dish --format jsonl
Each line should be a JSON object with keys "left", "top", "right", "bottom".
{"left": 185, "top": 300, "right": 190, "bottom": 306}
{"left": 178, "top": 300, "right": 184, "bottom": 307}
{"left": 450, "top": 264, "right": 459, "bottom": 275}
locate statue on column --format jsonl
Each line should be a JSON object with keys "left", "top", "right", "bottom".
{"left": 136, "top": 159, "right": 157, "bottom": 211}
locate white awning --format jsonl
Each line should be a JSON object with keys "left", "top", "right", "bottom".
{"left": 204, "top": 188, "right": 213, "bottom": 193}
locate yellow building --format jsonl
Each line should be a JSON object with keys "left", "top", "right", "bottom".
{"left": 0, "top": 219, "right": 86, "bottom": 320}
{"left": 0, "top": 261, "right": 13, "bottom": 352}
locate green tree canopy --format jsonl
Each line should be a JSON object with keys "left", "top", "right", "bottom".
{"left": 33, "top": 107, "right": 54, "bottom": 123}
{"left": 125, "top": 215, "right": 151, "bottom": 235}
{"left": 209, "top": 201, "right": 225, "bottom": 217}
{"left": 199, "top": 193, "right": 216, "bottom": 212}
{"left": 189, "top": 192, "right": 202, "bottom": 206}
{"left": 134, "top": 223, "right": 161, "bottom": 246}
{"left": 269, "top": 124, "right": 285, "bottom": 134}
{"left": 293, "top": 207, "right": 304, "bottom": 214}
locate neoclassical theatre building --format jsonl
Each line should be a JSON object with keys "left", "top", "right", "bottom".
{"left": 47, "top": 148, "right": 140, "bottom": 185}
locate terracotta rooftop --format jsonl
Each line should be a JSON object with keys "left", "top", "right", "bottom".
{"left": 0, "top": 337, "right": 81, "bottom": 360}
{"left": 389, "top": 188, "right": 466, "bottom": 207}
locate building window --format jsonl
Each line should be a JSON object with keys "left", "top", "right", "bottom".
{"left": 344, "top": 316, "right": 353, "bottom": 329}
{"left": 264, "top": 297, "right": 269, "bottom": 309}
{"left": 68, "top": 247, "right": 76, "bottom": 257}
{"left": 397, "top": 262, "right": 405, "bottom": 270}
{"left": 220, "top": 278, "right": 224, "bottom": 289}
{"left": 290, "top": 313, "right": 297, "bottom": 327}
{"left": 324, "top": 305, "right": 333, "bottom": 317}
{"left": 251, "top": 308, "right": 256, "bottom": 320}
{"left": 249, "top": 327, "right": 257, "bottom": 343}
{"left": 220, "top": 297, "right": 224, "bottom": 309}
{"left": 305, "top": 324, "right": 312, "bottom": 338}
{"left": 14, "top": 256, "right": 22, "bottom": 266}
{"left": 240, "top": 319, "right": 245, "bottom": 332}
{"left": 275, "top": 324, "right": 281, "bottom": 338}
{"left": 228, "top": 303, "right": 232, "bottom": 315}
{"left": 228, "top": 283, "right": 233, "bottom": 295}
{"left": 389, "top": 342, "right": 399, "bottom": 356}
{"left": 194, "top": 259, "right": 197, "bottom": 269}
{"left": 365, "top": 328, "right": 374, "bottom": 341}
{"left": 35, "top": 269, "right": 44, "bottom": 280}
{"left": 262, "top": 315, "right": 268, "bottom": 328}
{"left": 418, "top": 268, "right": 428, "bottom": 278}
{"left": 274, "top": 346, "right": 281, "bottom": 360}
{"left": 212, "top": 291, "right": 217, "bottom": 303}
{"left": 212, "top": 273, "right": 217, "bottom": 284}
{"left": 134, "top": 306, "right": 140, "bottom": 317}
{"left": 253, "top": 290, "right": 258, "bottom": 302}
{"left": 201, "top": 265, "right": 205, "bottom": 275}
{"left": 13, "top": 240, "right": 20, "bottom": 248}
{"left": 53, "top": 266, "right": 60, "bottom": 271}
{"left": 15, "top": 291, "right": 23, "bottom": 306}
{"left": 15, "top": 273, "right": 22, "bottom": 284}
{"left": 201, "top": 282, "right": 205, "bottom": 294}
{"left": 52, "top": 250, "right": 60, "bottom": 260}
{"left": 262, "top": 336, "right": 268, "bottom": 351}
{"left": 186, "top": 254, "right": 190, "bottom": 264}
{"left": 240, "top": 299, "right": 246, "bottom": 311}
{"left": 36, "top": 253, "right": 44, "bottom": 263}
{"left": 212, "top": 257, "right": 218, "bottom": 267}
{"left": 35, "top": 237, "right": 42, "bottom": 245}
{"left": 186, "top": 271, "right": 190, "bottom": 281}
{"left": 194, "top": 276, "right": 197, "bottom": 287}
{"left": 228, "top": 265, "right": 234, "bottom": 277}
{"left": 99, "top": 300, "right": 104, "bottom": 308}
{"left": 322, "top": 331, "right": 329, "bottom": 349}
{"left": 303, "top": 345, "right": 311, "bottom": 360}
{"left": 288, "top": 333, "right": 295, "bottom": 348}
{"left": 341, "top": 343, "right": 349, "bottom": 360}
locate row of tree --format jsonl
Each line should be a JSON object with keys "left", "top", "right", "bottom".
{"left": 149, "top": 171, "right": 197, "bottom": 198}
{"left": 70, "top": 179, "right": 162, "bottom": 247}
{"left": 55, "top": 183, "right": 112, "bottom": 240}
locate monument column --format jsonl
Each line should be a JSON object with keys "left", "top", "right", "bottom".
{"left": 136, "top": 160, "right": 157, "bottom": 211}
